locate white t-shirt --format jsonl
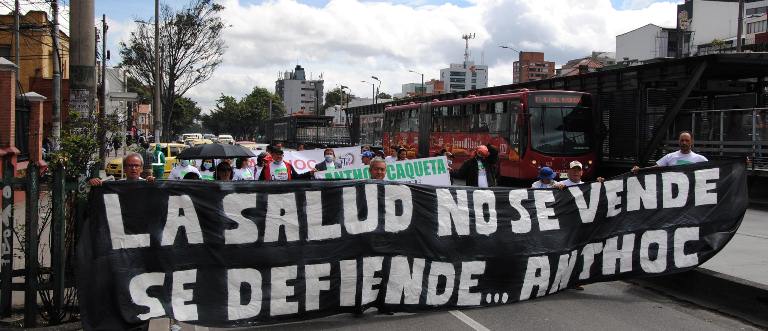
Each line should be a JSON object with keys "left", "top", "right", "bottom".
{"left": 531, "top": 180, "right": 555, "bottom": 189}
{"left": 199, "top": 170, "right": 215, "bottom": 181}
{"left": 169, "top": 165, "right": 200, "bottom": 180}
{"left": 477, "top": 160, "right": 488, "bottom": 188}
{"left": 270, "top": 161, "right": 290, "bottom": 181}
{"left": 233, "top": 167, "right": 255, "bottom": 181}
{"left": 324, "top": 161, "right": 336, "bottom": 170}
{"left": 656, "top": 150, "right": 708, "bottom": 167}
{"left": 559, "top": 178, "right": 583, "bottom": 187}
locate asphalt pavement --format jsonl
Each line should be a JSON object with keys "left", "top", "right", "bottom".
{"left": 151, "top": 281, "right": 757, "bottom": 331}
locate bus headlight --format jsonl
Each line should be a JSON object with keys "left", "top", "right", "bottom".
{"left": 531, "top": 160, "right": 537, "bottom": 166}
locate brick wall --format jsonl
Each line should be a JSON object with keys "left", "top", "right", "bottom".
{"left": 28, "top": 77, "right": 70, "bottom": 138}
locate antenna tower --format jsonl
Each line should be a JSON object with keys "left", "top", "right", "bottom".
{"left": 462, "top": 33, "right": 476, "bottom": 64}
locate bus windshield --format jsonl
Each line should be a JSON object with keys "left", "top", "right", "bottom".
{"left": 529, "top": 105, "right": 593, "bottom": 155}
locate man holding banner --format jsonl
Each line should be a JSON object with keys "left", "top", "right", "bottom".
{"left": 451, "top": 145, "right": 497, "bottom": 187}
{"left": 259, "top": 148, "right": 314, "bottom": 181}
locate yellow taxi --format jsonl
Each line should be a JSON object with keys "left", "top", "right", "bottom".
{"left": 189, "top": 138, "right": 214, "bottom": 146}
{"left": 105, "top": 143, "right": 188, "bottom": 178}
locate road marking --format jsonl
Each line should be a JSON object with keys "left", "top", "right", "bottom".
{"left": 449, "top": 310, "right": 490, "bottom": 331}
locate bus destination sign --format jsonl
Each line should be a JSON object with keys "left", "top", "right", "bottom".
{"left": 532, "top": 94, "right": 582, "bottom": 105}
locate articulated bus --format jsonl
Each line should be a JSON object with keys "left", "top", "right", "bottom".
{"left": 366, "top": 90, "right": 598, "bottom": 181}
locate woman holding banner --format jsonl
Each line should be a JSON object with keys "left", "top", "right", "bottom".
{"left": 258, "top": 148, "right": 314, "bottom": 181}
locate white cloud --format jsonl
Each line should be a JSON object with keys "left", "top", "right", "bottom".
{"left": 108, "top": 0, "right": 678, "bottom": 111}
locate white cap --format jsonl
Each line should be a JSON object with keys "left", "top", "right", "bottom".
{"left": 569, "top": 160, "right": 583, "bottom": 169}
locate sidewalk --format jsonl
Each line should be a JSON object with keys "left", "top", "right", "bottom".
{"left": 700, "top": 208, "right": 768, "bottom": 285}
{"left": 632, "top": 207, "right": 768, "bottom": 327}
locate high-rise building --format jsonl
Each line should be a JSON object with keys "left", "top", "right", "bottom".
{"left": 513, "top": 52, "right": 555, "bottom": 83}
{"left": 275, "top": 65, "right": 324, "bottom": 115}
{"left": 439, "top": 61, "right": 488, "bottom": 93}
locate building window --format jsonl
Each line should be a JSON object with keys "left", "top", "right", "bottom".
{"left": 747, "top": 20, "right": 767, "bottom": 34}
{"left": 450, "top": 78, "right": 465, "bottom": 83}
{"left": 0, "top": 45, "right": 10, "bottom": 59}
{"left": 472, "top": 72, "right": 477, "bottom": 77}
{"left": 449, "top": 84, "right": 465, "bottom": 90}
{"left": 450, "top": 71, "right": 466, "bottom": 76}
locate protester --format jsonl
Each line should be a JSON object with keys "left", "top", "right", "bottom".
{"left": 258, "top": 147, "right": 313, "bottom": 181}
{"left": 369, "top": 157, "right": 387, "bottom": 180}
{"left": 233, "top": 157, "right": 255, "bottom": 180}
{"left": 198, "top": 159, "right": 216, "bottom": 180}
{"left": 138, "top": 141, "right": 152, "bottom": 174}
{"left": 151, "top": 144, "right": 166, "bottom": 179}
{"left": 315, "top": 148, "right": 343, "bottom": 171}
{"left": 361, "top": 151, "right": 375, "bottom": 165}
{"left": 375, "top": 149, "right": 386, "bottom": 160}
{"left": 531, "top": 167, "right": 557, "bottom": 189}
{"left": 112, "top": 136, "right": 121, "bottom": 157}
{"left": 436, "top": 149, "right": 455, "bottom": 170}
{"left": 554, "top": 161, "right": 604, "bottom": 189}
{"left": 632, "top": 131, "right": 708, "bottom": 174}
{"left": 361, "top": 144, "right": 372, "bottom": 153}
{"left": 254, "top": 152, "right": 268, "bottom": 180}
{"left": 215, "top": 161, "right": 233, "bottom": 181}
{"left": 451, "top": 145, "right": 497, "bottom": 187}
{"left": 169, "top": 159, "right": 201, "bottom": 180}
{"left": 89, "top": 153, "right": 155, "bottom": 186}
{"left": 396, "top": 148, "right": 408, "bottom": 161}
{"left": 297, "top": 143, "right": 306, "bottom": 151}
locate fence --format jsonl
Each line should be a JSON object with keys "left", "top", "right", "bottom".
{"left": 651, "top": 107, "right": 768, "bottom": 171}
{"left": 0, "top": 159, "right": 82, "bottom": 328}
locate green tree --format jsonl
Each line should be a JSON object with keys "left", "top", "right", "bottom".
{"left": 120, "top": 0, "right": 226, "bottom": 140}
{"left": 201, "top": 87, "right": 284, "bottom": 139}
{"left": 325, "top": 87, "right": 356, "bottom": 108}
{"left": 377, "top": 92, "right": 392, "bottom": 100}
{"left": 171, "top": 96, "right": 202, "bottom": 136}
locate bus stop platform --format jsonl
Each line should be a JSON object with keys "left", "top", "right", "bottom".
{"left": 632, "top": 207, "right": 768, "bottom": 327}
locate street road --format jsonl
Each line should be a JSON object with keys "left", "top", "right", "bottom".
{"left": 155, "top": 281, "right": 757, "bottom": 331}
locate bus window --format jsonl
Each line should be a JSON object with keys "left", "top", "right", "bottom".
{"left": 409, "top": 109, "right": 419, "bottom": 131}
{"left": 508, "top": 99, "right": 523, "bottom": 156}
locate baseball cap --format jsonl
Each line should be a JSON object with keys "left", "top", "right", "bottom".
{"left": 538, "top": 167, "right": 556, "bottom": 180}
{"left": 362, "top": 151, "right": 375, "bottom": 158}
{"left": 569, "top": 160, "right": 583, "bottom": 169}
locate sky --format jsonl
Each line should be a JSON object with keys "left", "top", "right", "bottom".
{"left": 22, "top": 0, "right": 682, "bottom": 111}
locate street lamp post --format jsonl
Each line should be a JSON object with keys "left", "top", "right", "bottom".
{"left": 408, "top": 69, "right": 424, "bottom": 96}
{"left": 362, "top": 80, "right": 375, "bottom": 105}
{"left": 371, "top": 76, "right": 381, "bottom": 104}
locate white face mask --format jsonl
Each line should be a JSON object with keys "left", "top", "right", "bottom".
{"left": 180, "top": 160, "right": 190, "bottom": 167}
{"left": 325, "top": 155, "right": 334, "bottom": 162}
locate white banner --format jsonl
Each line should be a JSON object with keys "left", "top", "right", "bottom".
{"left": 315, "top": 156, "right": 451, "bottom": 186}
{"left": 283, "top": 146, "right": 363, "bottom": 174}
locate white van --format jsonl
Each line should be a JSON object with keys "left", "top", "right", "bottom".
{"left": 182, "top": 133, "right": 203, "bottom": 142}
{"left": 218, "top": 134, "right": 234, "bottom": 144}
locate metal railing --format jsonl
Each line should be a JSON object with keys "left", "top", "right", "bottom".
{"left": 655, "top": 107, "right": 768, "bottom": 171}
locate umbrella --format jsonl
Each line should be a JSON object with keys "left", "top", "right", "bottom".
{"left": 177, "top": 143, "right": 256, "bottom": 160}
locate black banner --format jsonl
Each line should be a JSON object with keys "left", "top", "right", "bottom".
{"left": 78, "top": 161, "right": 747, "bottom": 330}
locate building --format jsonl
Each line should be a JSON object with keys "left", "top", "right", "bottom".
{"left": 103, "top": 67, "right": 138, "bottom": 142}
{"left": 512, "top": 52, "right": 555, "bottom": 83}
{"left": 558, "top": 52, "right": 616, "bottom": 77}
{"left": 0, "top": 10, "right": 70, "bottom": 93}
{"left": 439, "top": 61, "right": 488, "bottom": 92}
{"left": 744, "top": 0, "right": 768, "bottom": 49}
{"left": 0, "top": 10, "right": 71, "bottom": 138}
{"left": 616, "top": 24, "right": 691, "bottom": 62}
{"left": 275, "top": 65, "right": 324, "bottom": 115}
{"left": 395, "top": 79, "right": 445, "bottom": 98}
{"left": 676, "top": 0, "right": 740, "bottom": 56}
{"left": 134, "top": 104, "right": 152, "bottom": 138}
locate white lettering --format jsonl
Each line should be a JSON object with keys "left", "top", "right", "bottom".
{"left": 305, "top": 263, "right": 331, "bottom": 311}
{"left": 171, "top": 269, "right": 198, "bottom": 321}
{"left": 568, "top": 183, "right": 601, "bottom": 223}
{"left": 339, "top": 260, "right": 357, "bottom": 306}
{"left": 162, "top": 195, "right": 204, "bottom": 246}
{"left": 361, "top": 256, "right": 384, "bottom": 305}
{"left": 457, "top": 261, "right": 485, "bottom": 306}
{"left": 436, "top": 189, "right": 470, "bottom": 236}
{"left": 473, "top": 191, "right": 497, "bottom": 236}
{"left": 519, "top": 256, "right": 550, "bottom": 300}
{"left": 385, "top": 256, "right": 425, "bottom": 305}
{"left": 270, "top": 266, "right": 298, "bottom": 316}
{"left": 533, "top": 190, "right": 559, "bottom": 231}
{"left": 579, "top": 243, "right": 603, "bottom": 279}
{"left": 626, "top": 175, "right": 657, "bottom": 211}
{"left": 549, "top": 251, "right": 578, "bottom": 294}
{"left": 603, "top": 180, "right": 624, "bottom": 217}
{"left": 104, "top": 194, "right": 150, "bottom": 249}
{"left": 640, "top": 230, "right": 667, "bottom": 273}
{"left": 227, "top": 268, "right": 262, "bottom": 320}
{"left": 662, "top": 172, "right": 689, "bottom": 208}
{"left": 264, "top": 193, "right": 300, "bottom": 242}
{"left": 674, "top": 227, "right": 699, "bottom": 268}
{"left": 223, "top": 193, "right": 259, "bottom": 244}
{"left": 306, "top": 191, "right": 341, "bottom": 241}
{"left": 128, "top": 272, "right": 165, "bottom": 320}
{"left": 426, "top": 262, "right": 455, "bottom": 305}
{"left": 508, "top": 189, "right": 531, "bottom": 233}
{"left": 385, "top": 185, "right": 412, "bottom": 232}
{"left": 343, "top": 185, "right": 378, "bottom": 235}
{"left": 694, "top": 168, "right": 719, "bottom": 206}
{"left": 602, "top": 234, "right": 635, "bottom": 275}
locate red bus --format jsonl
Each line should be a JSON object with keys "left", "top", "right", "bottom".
{"left": 374, "top": 89, "right": 598, "bottom": 181}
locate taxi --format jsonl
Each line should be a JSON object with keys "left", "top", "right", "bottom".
{"left": 105, "top": 143, "right": 188, "bottom": 178}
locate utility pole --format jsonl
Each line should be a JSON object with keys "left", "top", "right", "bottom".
{"left": 69, "top": 0, "right": 96, "bottom": 118}
{"left": 13, "top": 0, "right": 20, "bottom": 81}
{"left": 98, "top": 15, "right": 107, "bottom": 166}
{"left": 51, "top": 0, "right": 61, "bottom": 150}
{"left": 153, "top": 0, "right": 162, "bottom": 142}
{"left": 736, "top": 0, "right": 744, "bottom": 52}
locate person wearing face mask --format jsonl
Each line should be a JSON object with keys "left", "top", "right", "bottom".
{"left": 315, "top": 148, "right": 343, "bottom": 171}
{"left": 199, "top": 159, "right": 216, "bottom": 180}
{"left": 169, "top": 158, "right": 201, "bottom": 180}
{"left": 233, "top": 157, "right": 255, "bottom": 180}
{"left": 258, "top": 147, "right": 313, "bottom": 181}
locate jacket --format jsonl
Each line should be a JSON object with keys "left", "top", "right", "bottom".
{"left": 315, "top": 160, "right": 343, "bottom": 171}
{"left": 451, "top": 156, "right": 497, "bottom": 187}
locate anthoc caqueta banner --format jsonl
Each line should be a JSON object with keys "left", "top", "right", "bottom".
{"left": 78, "top": 161, "right": 747, "bottom": 330}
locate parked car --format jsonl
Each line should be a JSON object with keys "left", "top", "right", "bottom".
{"left": 182, "top": 133, "right": 203, "bottom": 143}
{"left": 218, "top": 134, "right": 234, "bottom": 144}
{"left": 105, "top": 143, "right": 188, "bottom": 178}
